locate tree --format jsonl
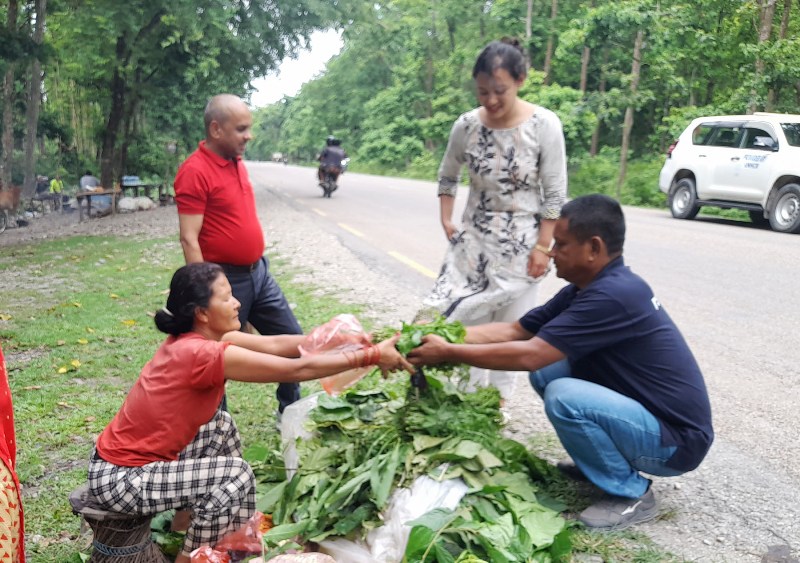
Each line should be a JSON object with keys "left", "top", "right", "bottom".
{"left": 543, "top": 0, "right": 558, "bottom": 84}
{"left": 2, "top": 0, "right": 20, "bottom": 188}
{"left": 748, "top": 0, "right": 778, "bottom": 112}
{"left": 21, "top": 0, "right": 46, "bottom": 199}
{"left": 47, "top": 0, "right": 338, "bottom": 187}
{"left": 616, "top": 28, "right": 643, "bottom": 198}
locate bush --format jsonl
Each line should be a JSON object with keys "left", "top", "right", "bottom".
{"left": 568, "top": 148, "right": 666, "bottom": 208}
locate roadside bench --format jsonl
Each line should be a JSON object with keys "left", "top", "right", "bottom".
{"left": 30, "top": 192, "right": 62, "bottom": 213}
{"left": 76, "top": 189, "right": 120, "bottom": 222}
{"left": 121, "top": 176, "right": 168, "bottom": 203}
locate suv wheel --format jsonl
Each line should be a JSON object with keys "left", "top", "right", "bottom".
{"left": 768, "top": 183, "right": 800, "bottom": 233}
{"left": 669, "top": 178, "right": 700, "bottom": 220}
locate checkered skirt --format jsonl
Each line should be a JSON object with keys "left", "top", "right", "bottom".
{"left": 88, "top": 409, "right": 255, "bottom": 554}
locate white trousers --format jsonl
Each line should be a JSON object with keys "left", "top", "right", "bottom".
{"left": 464, "top": 284, "right": 540, "bottom": 401}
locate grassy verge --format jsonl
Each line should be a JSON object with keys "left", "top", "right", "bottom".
{"left": 0, "top": 233, "right": 683, "bottom": 562}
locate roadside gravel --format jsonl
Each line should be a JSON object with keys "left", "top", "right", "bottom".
{"left": 3, "top": 188, "right": 798, "bottom": 563}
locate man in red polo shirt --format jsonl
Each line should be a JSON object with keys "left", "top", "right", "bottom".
{"left": 174, "top": 93, "right": 302, "bottom": 417}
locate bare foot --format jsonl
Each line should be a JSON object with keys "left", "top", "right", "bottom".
{"left": 170, "top": 509, "right": 192, "bottom": 532}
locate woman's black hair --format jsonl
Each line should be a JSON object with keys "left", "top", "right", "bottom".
{"left": 472, "top": 37, "right": 527, "bottom": 80}
{"left": 153, "top": 263, "right": 224, "bottom": 336}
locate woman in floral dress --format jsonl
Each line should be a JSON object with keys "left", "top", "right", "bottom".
{"left": 423, "top": 37, "right": 567, "bottom": 402}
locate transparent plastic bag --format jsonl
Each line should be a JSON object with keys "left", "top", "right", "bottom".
{"left": 298, "top": 314, "right": 373, "bottom": 396}
{"left": 318, "top": 475, "right": 468, "bottom": 562}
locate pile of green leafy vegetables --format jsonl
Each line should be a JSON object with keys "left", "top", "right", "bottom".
{"left": 248, "top": 318, "right": 572, "bottom": 562}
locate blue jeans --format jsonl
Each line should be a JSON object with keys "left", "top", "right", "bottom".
{"left": 530, "top": 360, "right": 682, "bottom": 498}
{"left": 225, "top": 256, "right": 302, "bottom": 413}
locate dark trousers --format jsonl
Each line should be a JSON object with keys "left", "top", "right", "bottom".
{"left": 222, "top": 256, "right": 302, "bottom": 412}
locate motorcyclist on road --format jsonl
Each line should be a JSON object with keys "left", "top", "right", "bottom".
{"left": 317, "top": 136, "right": 347, "bottom": 187}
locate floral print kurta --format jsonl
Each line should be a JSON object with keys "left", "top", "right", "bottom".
{"left": 424, "top": 106, "right": 567, "bottom": 322}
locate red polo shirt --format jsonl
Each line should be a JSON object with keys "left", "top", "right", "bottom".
{"left": 174, "top": 141, "right": 265, "bottom": 265}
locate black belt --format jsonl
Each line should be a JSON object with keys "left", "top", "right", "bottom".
{"left": 217, "top": 260, "right": 260, "bottom": 274}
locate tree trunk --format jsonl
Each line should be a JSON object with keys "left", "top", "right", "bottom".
{"left": 579, "top": 0, "right": 594, "bottom": 94}
{"left": 616, "top": 29, "right": 643, "bottom": 200}
{"left": 767, "top": 0, "right": 791, "bottom": 109}
{"left": 21, "top": 0, "right": 47, "bottom": 200}
{"left": 580, "top": 46, "right": 591, "bottom": 93}
{"left": 543, "top": 0, "right": 558, "bottom": 85}
{"left": 748, "top": 0, "right": 777, "bottom": 113}
{"left": 100, "top": 36, "right": 129, "bottom": 191}
{"left": 526, "top": 0, "right": 533, "bottom": 39}
{"left": 525, "top": 0, "right": 533, "bottom": 66}
{"left": 590, "top": 48, "right": 608, "bottom": 157}
{"left": 1, "top": 0, "right": 19, "bottom": 189}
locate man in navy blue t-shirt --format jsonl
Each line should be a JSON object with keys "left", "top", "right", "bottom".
{"left": 409, "top": 194, "right": 713, "bottom": 532}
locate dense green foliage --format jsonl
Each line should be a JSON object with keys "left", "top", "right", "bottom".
{"left": 3, "top": 0, "right": 799, "bottom": 199}
{"left": 1, "top": 0, "right": 353, "bottom": 189}
{"left": 246, "top": 0, "right": 800, "bottom": 205}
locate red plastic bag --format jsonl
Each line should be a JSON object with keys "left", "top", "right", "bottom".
{"left": 213, "top": 512, "right": 266, "bottom": 562}
{"left": 190, "top": 546, "right": 231, "bottom": 563}
{"left": 298, "top": 314, "right": 373, "bottom": 395}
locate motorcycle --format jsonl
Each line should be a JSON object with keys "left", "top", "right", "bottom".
{"left": 319, "top": 164, "right": 341, "bottom": 198}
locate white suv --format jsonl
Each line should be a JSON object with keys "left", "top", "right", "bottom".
{"left": 658, "top": 112, "right": 800, "bottom": 233}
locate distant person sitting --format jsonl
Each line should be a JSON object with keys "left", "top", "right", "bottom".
{"left": 79, "top": 171, "right": 101, "bottom": 191}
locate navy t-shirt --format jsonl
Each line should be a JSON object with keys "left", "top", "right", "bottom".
{"left": 519, "top": 257, "right": 713, "bottom": 471}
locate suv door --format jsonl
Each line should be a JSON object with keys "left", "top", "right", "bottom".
{"left": 700, "top": 123, "right": 745, "bottom": 199}
{"left": 712, "top": 122, "right": 778, "bottom": 203}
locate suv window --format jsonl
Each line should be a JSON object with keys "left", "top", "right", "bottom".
{"left": 743, "top": 126, "right": 777, "bottom": 150}
{"left": 781, "top": 123, "right": 800, "bottom": 147}
{"left": 692, "top": 124, "right": 714, "bottom": 145}
{"left": 708, "top": 126, "right": 743, "bottom": 148}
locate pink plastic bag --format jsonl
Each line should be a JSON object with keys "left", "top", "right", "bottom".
{"left": 212, "top": 512, "right": 267, "bottom": 562}
{"left": 298, "top": 314, "right": 373, "bottom": 396}
{"left": 190, "top": 546, "right": 231, "bottom": 563}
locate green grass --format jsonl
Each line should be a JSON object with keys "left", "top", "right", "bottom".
{"left": 0, "top": 233, "right": 684, "bottom": 562}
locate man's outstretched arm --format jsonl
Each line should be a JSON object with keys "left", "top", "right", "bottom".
{"left": 409, "top": 321, "right": 565, "bottom": 372}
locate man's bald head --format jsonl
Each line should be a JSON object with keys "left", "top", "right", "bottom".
{"left": 203, "top": 94, "right": 253, "bottom": 159}
{"left": 204, "top": 94, "right": 249, "bottom": 135}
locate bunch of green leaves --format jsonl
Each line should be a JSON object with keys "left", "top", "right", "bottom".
{"left": 149, "top": 511, "right": 185, "bottom": 558}
{"left": 405, "top": 485, "right": 571, "bottom": 563}
{"left": 373, "top": 316, "right": 467, "bottom": 355}
{"left": 254, "top": 367, "right": 571, "bottom": 560}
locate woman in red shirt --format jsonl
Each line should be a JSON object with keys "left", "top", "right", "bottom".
{"left": 0, "top": 343, "right": 24, "bottom": 563}
{"left": 89, "top": 262, "right": 412, "bottom": 562}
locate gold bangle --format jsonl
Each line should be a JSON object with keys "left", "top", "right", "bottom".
{"left": 534, "top": 244, "right": 551, "bottom": 255}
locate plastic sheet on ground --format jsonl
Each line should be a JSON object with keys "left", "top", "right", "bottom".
{"left": 279, "top": 394, "right": 469, "bottom": 562}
